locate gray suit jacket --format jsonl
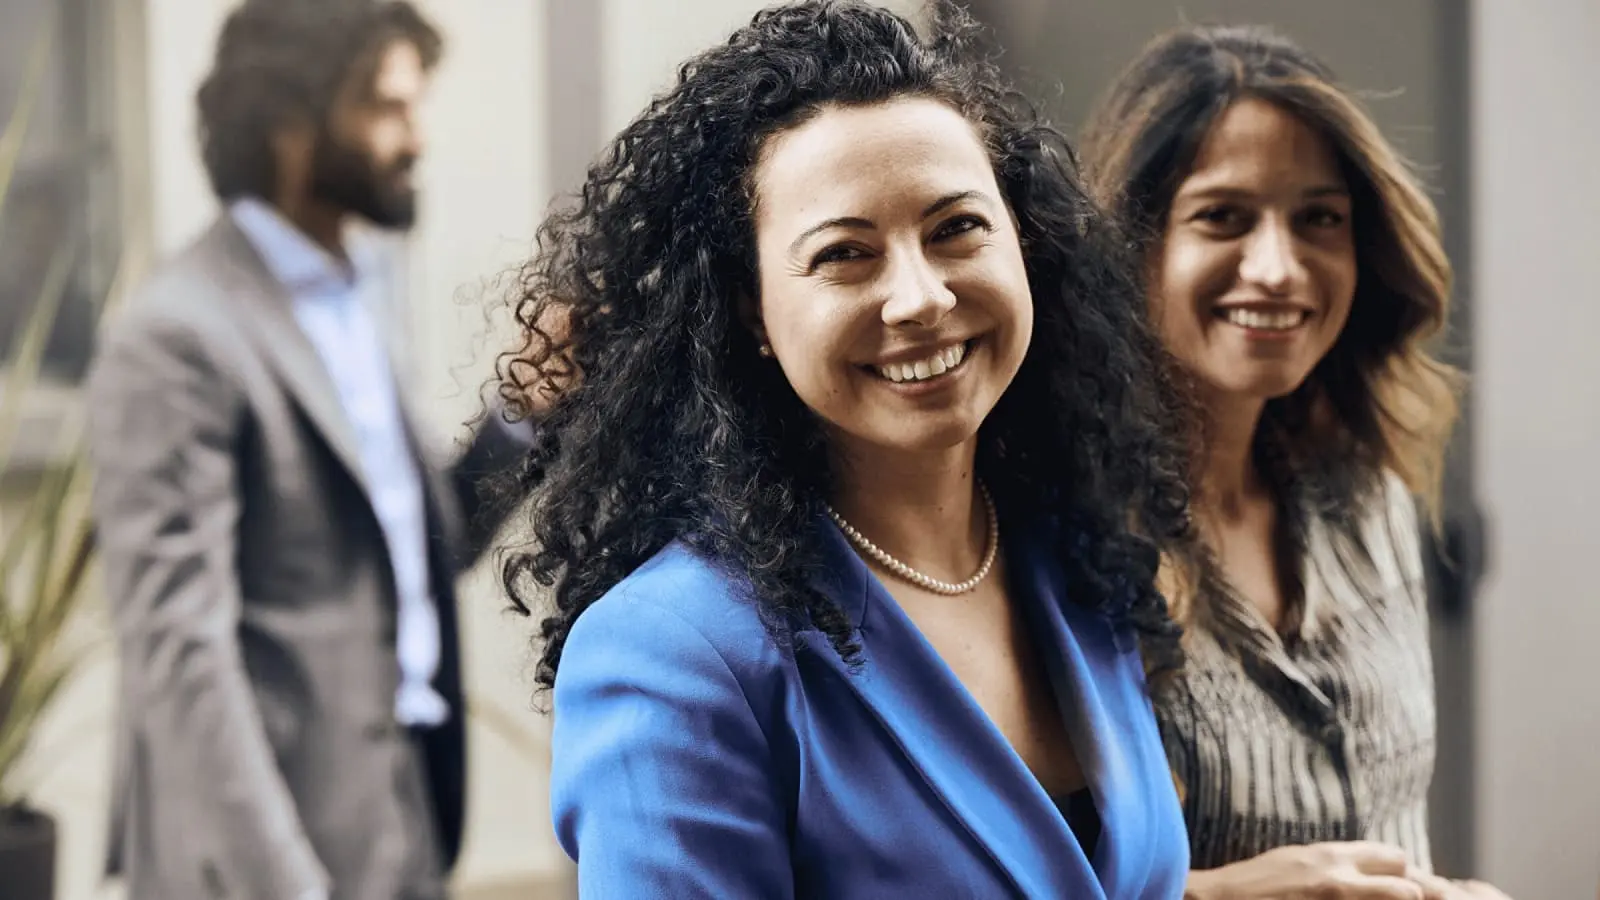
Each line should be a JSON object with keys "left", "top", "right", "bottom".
{"left": 87, "top": 216, "right": 526, "bottom": 900}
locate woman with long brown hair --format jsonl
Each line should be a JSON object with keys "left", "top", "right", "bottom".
{"left": 1082, "top": 23, "right": 1509, "bottom": 900}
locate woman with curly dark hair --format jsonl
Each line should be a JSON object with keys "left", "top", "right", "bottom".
{"left": 1082, "top": 23, "right": 1507, "bottom": 900}
{"left": 498, "top": 2, "right": 1196, "bottom": 895}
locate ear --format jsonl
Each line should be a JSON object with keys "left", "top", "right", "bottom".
{"left": 736, "top": 292, "right": 769, "bottom": 349}
{"left": 268, "top": 118, "right": 316, "bottom": 205}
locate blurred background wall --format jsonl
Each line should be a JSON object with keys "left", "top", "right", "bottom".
{"left": 1, "top": 1, "right": 1594, "bottom": 899}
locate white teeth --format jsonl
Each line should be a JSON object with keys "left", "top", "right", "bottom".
{"left": 876, "top": 342, "right": 968, "bottom": 383}
{"left": 1223, "top": 308, "right": 1305, "bottom": 331}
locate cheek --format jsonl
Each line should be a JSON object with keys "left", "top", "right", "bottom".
{"left": 1316, "top": 251, "right": 1360, "bottom": 330}
{"left": 1150, "top": 294, "right": 1202, "bottom": 363}
{"left": 992, "top": 253, "right": 1034, "bottom": 340}
{"left": 1150, "top": 247, "right": 1219, "bottom": 347}
{"left": 761, "top": 296, "right": 850, "bottom": 386}
{"left": 1159, "top": 240, "right": 1234, "bottom": 308}
{"left": 370, "top": 125, "right": 405, "bottom": 162}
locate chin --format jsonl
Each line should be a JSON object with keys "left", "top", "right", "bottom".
{"left": 1223, "top": 374, "right": 1312, "bottom": 403}
{"left": 1200, "top": 358, "right": 1313, "bottom": 399}
{"left": 852, "top": 415, "right": 982, "bottom": 457}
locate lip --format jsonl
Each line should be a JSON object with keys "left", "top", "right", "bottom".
{"left": 1214, "top": 303, "right": 1313, "bottom": 341}
{"left": 864, "top": 338, "right": 978, "bottom": 393}
{"left": 1212, "top": 301, "right": 1314, "bottom": 315}
{"left": 867, "top": 337, "right": 972, "bottom": 368}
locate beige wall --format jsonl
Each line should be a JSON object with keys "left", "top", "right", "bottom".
{"left": 1471, "top": 0, "right": 1600, "bottom": 896}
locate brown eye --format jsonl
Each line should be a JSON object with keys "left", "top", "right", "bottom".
{"left": 1190, "top": 205, "right": 1251, "bottom": 237}
{"left": 1302, "top": 206, "right": 1348, "bottom": 229}
{"left": 810, "top": 244, "right": 870, "bottom": 268}
{"left": 932, "top": 214, "right": 991, "bottom": 241}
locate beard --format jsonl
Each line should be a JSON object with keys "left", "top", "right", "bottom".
{"left": 308, "top": 134, "right": 419, "bottom": 231}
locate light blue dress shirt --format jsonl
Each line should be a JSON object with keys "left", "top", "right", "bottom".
{"left": 230, "top": 198, "right": 447, "bottom": 728}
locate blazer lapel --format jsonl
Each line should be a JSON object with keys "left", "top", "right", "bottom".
{"left": 1010, "top": 524, "right": 1150, "bottom": 896}
{"left": 201, "top": 218, "right": 373, "bottom": 499}
{"left": 804, "top": 520, "right": 1097, "bottom": 899}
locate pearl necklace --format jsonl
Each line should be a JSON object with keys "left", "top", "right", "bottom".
{"left": 825, "top": 483, "right": 999, "bottom": 596}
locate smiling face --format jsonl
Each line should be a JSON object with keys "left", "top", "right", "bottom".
{"left": 1153, "top": 96, "right": 1357, "bottom": 408}
{"left": 749, "top": 97, "right": 1033, "bottom": 463}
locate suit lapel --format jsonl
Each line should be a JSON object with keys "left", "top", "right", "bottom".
{"left": 1010, "top": 525, "right": 1150, "bottom": 896}
{"left": 201, "top": 217, "right": 372, "bottom": 498}
{"left": 804, "top": 520, "right": 1098, "bottom": 899}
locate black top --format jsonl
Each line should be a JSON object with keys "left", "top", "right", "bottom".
{"left": 1055, "top": 787, "right": 1102, "bottom": 859}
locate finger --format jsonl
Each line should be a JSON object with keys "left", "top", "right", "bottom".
{"left": 1332, "top": 840, "right": 1411, "bottom": 877}
{"left": 1341, "top": 873, "right": 1428, "bottom": 900}
{"left": 1404, "top": 869, "right": 1458, "bottom": 900}
{"left": 1455, "top": 880, "right": 1513, "bottom": 900}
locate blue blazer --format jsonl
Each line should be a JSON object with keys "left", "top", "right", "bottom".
{"left": 551, "top": 517, "right": 1189, "bottom": 898}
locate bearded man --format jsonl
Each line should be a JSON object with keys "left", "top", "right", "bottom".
{"left": 86, "top": 3, "right": 527, "bottom": 897}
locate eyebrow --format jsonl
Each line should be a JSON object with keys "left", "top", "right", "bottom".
{"left": 786, "top": 190, "right": 988, "bottom": 257}
{"left": 1176, "top": 183, "right": 1350, "bottom": 203}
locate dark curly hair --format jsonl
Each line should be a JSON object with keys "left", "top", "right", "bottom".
{"left": 497, "top": 0, "right": 1198, "bottom": 692}
{"left": 196, "top": 0, "right": 442, "bottom": 202}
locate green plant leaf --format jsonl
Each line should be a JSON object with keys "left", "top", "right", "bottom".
{"left": 0, "top": 14, "right": 111, "bottom": 808}
{"left": 0, "top": 656, "right": 76, "bottom": 806}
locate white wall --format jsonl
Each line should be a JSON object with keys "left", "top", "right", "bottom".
{"left": 401, "top": 0, "right": 563, "bottom": 892}
{"left": 1471, "top": 0, "right": 1600, "bottom": 896}
{"left": 602, "top": 0, "right": 926, "bottom": 138}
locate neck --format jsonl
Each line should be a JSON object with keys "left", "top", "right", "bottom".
{"left": 1199, "top": 391, "right": 1269, "bottom": 522}
{"left": 273, "top": 191, "right": 347, "bottom": 259}
{"left": 828, "top": 438, "right": 988, "bottom": 582}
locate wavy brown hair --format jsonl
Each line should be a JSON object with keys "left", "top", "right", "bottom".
{"left": 1080, "top": 23, "right": 1463, "bottom": 623}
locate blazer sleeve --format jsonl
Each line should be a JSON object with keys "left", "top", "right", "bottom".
{"left": 446, "top": 409, "right": 535, "bottom": 564}
{"left": 87, "top": 311, "right": 328, "bottom": 900}
{"left": 550, "top": 589, "right": 795, "bottom": 898}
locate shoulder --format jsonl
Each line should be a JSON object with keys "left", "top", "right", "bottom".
{"left": 103, "top": 247, "right": 229, "bottom": 349}
{"left": 557, "top": 542, "right": 786, "bottom": 698}
{"left": 95, "top": 227, "right": 252, "bottom": 380}
{"left": 1367, "top": 469, "right": 1426, "bottom": 583}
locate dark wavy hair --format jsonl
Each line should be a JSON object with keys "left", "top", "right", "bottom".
{"left": 1080, "top": 24, "right": 1463, "bottom": 624}
{"left": 497, "top": 0, "right": 1198, "bottom": 691}
{"left": 196, "top": 0, "right": 442, "bottom": 202}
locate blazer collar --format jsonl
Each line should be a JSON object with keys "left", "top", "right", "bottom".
{"left": 193, "top": 215, "right": 459, "bottom": 557}
{"left": 803, "top": 517, "right": 1113, "bottom": 898}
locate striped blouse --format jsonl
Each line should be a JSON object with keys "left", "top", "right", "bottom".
{"left": 1154, "top": 472, "right": 1437, "bottom": 871}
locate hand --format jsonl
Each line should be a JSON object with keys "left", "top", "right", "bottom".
{"left": 1187, "top": 841, "right": 1431, "bottom": 899}
{"left": 1407, "top": 868, "right": 1516, "bottom": 900}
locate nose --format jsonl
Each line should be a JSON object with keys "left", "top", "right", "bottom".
{"left": 402, "top": 118, "right": 426, "bottom": 163}
{"left": 1238, "top": 216, "right": 1306, "bottom": 295}
{"left": 879, "top": 251, "right": 956, "bottom": 328}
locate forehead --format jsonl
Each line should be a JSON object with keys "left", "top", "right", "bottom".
{"left": 1180, "top": 97, "right": 1345, "bottom": 192}
{"left": 360, "top": 39, "right": 427, "bottom": 102}
{"left": 753, "top": 98, "right": 997, "bottom": 224}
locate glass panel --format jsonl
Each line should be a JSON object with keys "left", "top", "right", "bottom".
{"left": 0, "top": 0, "right": 120, "bottom": 385}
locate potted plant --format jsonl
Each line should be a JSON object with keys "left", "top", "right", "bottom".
{"left": 0, "top": 245, "right": 99, "bottom": 899}
{"left": 0, "top": 16, "right": 109, "bottom": 896}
